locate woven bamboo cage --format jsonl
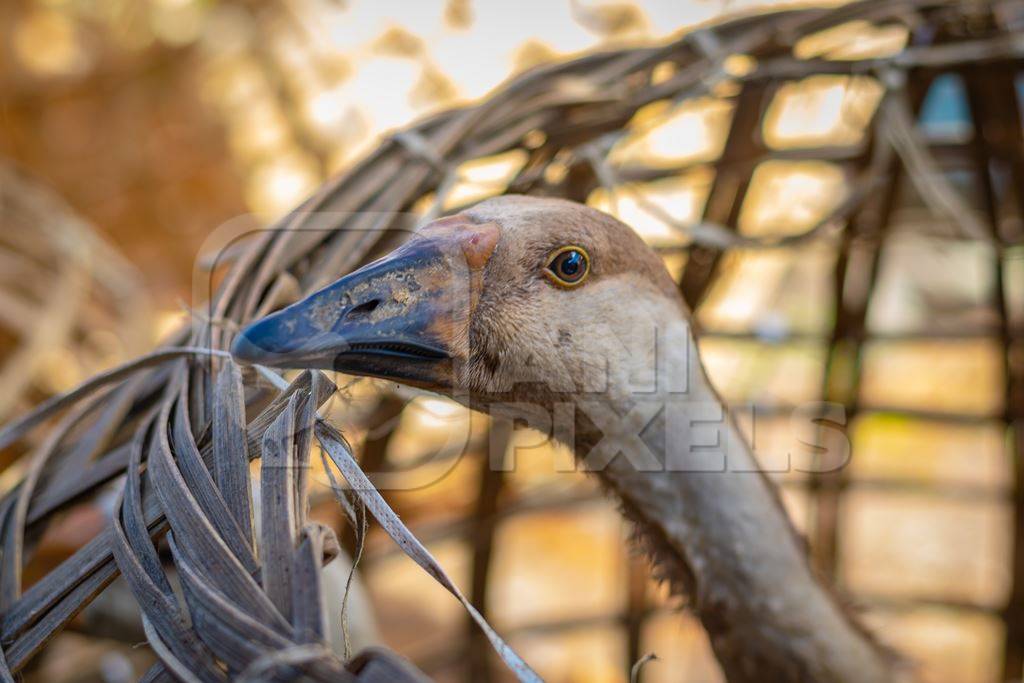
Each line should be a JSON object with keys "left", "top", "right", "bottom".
{"left": 0, "top": 164, "right": 151, "bottom": 427}
{"left": 1, "top": 0, "right": 1023, "bottom": 681}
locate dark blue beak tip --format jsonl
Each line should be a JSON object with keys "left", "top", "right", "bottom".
{"left": 230, "top": 315, "right": 294, "bottom": 365}
{"left": 229, "top": 328, "right": 264, "bottom": 365}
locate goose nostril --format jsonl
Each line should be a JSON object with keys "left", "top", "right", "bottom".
{"left": 344, "top": 298, "right": 381, "bottom": 320}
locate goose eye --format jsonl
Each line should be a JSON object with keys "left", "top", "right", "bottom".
{"left": 545, "top": 246, "right": 590, "bottom": 287}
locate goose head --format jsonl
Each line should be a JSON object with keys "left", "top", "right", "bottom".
{"left": 231, "top": 195, "right": 688, "bottom": 410}
{"left": 231, "top": 196, "right": 898, "bottom": 683}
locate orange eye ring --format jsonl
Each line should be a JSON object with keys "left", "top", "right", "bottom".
{"left": 544, "top": 246, "right": 590, "bottom": 288}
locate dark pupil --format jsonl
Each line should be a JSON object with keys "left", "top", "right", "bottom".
{"left": 559, "top": 251, "right": 582, "bottom": 277}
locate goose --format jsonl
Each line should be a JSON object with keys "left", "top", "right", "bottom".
{"left": 232, "top": 195, "right": 898, "bottom": 683}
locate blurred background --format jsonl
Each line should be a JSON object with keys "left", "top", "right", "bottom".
{"left": 1, "top": 0, "right": 1023, "bottom": 682}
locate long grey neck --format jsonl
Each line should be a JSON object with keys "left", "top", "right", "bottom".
{"left": 567, "top": 328, "right": 898, "bottom": 683}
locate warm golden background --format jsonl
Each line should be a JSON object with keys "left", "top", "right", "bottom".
{"left": 1, "top": 1, "right": 1022, "bottom": 682}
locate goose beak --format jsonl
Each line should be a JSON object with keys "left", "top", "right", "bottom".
{"left": 230, "top": 219, "right": 498, "bottom": 392}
